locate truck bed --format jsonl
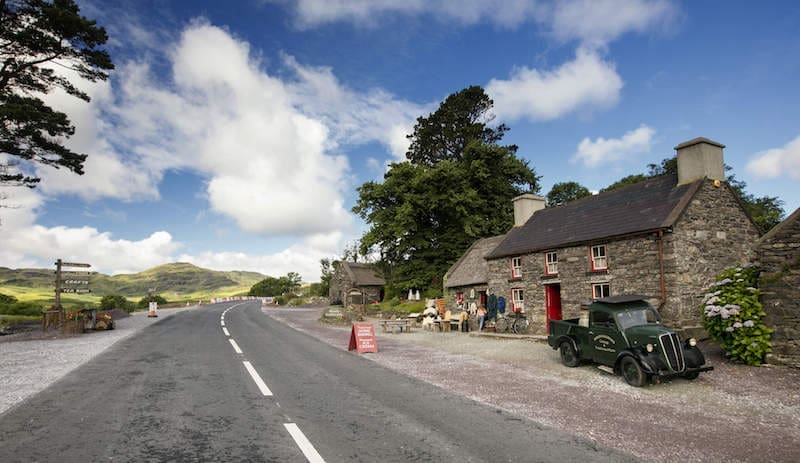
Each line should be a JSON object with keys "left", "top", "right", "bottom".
{"left": 548, "top": 318, "right": 588, "bottom": 348}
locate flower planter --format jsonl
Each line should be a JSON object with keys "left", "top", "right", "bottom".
{"left": 61, "top": 319, "right": 84, "bottom": 335}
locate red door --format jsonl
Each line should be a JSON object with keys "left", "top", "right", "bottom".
{"left": 545, "top": 284, "right": 562, "bottom": 334}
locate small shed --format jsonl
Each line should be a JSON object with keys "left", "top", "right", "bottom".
{"left": 444, "top": 234, "right": 506, "bottom": 311}
{"left": 329, "top": 262, "right": 385, "bottom": 307}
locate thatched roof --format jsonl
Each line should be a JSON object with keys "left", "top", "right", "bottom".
{"left": 444, "top": 234, "right": 506, "bottom": 288}
{"left": 340, "top": 262, "right": 385, "bottom": 286}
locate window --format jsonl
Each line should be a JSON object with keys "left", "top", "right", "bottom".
{"left": 545, "top": 251, "right": 558, "bottom": 275}
{"left": 591, "top": 245, "right": 608, "bottom": 271}
{"left": 510, "top": 256, "right": 522, "bottom": 279}
{"left": 592, "top": 283, "right": 610, "bottom": 299}
{"left": 511, "top": 288, "right": 524, "bottom": 313}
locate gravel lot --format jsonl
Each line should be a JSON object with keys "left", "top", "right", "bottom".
{"left": 2, "top": 304, "right": 798, "bottom": 462}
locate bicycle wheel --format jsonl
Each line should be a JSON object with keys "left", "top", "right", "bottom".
{"left": 513, "top": 317, "right": 529, "bottom": 334}
{"left": 495, "top": 317, "right": 509, "bottom": 332}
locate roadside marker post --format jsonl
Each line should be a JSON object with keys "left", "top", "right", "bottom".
{"left": 148, "top": 301, "right": 158, "bottom": 318}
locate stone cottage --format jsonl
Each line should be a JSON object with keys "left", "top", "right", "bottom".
{"left": 757, "top": 207, "right": 800, "bottom": 368}
{"left": 484, "top": 137, "right": 760, "bottom": 336}
{"left": 443, "top": 234, "right": 506, "bottom": 311}
{"left": 329, "top": 261, "right": 385, "bottom": 306}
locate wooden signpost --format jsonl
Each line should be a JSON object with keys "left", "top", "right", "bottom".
{"left": 348, "top": 323, "right": 378, "bottom": 354}
{"left": 53, "top": 258, "right": 94, "bottom": 310}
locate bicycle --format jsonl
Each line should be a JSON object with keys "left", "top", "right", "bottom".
{"left": 495, "top": 311, "right": 529, "bottom": 334}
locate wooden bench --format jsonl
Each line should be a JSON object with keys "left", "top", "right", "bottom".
{"left": 379, "top": 319, "right": 412, "bottom": 333}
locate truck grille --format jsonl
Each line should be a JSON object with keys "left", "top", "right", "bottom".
{"left": 659, "top": 333, "right": 685, "bottom": 372}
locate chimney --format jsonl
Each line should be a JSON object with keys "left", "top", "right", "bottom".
{"left": 512, "top": 194, "right": 545, "bottom": 227}
{"left": 674, "top": 137, "right": 725, "bottom": 186}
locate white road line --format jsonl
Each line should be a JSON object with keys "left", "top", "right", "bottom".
{"left": 284, "top": 423, "right": 325, "bottom": 463}
{"left": 229, "top": 339, "right": 243, "bottom": 354}
{"left": 242, "top": 361, "right": 273, "bottom": 396}
{"left": 221, "top": 320, "right": 225, "bottom": 326}
{"left": 223, "top": 327, "right": 230, "bottom": 336}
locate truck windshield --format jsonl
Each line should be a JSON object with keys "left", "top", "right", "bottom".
{"left": 615, "top": 308, "right": 660, "bottom": 330}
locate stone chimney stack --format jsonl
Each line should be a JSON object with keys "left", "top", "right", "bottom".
{"left": 675, "top": 137, "right": 726, "bottom": 186}
{"left": 512, "top": 194, "right": 546, "bottom": 227}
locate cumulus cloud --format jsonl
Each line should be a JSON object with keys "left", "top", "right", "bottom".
{"left": 487, "top": 48, "right": 623, "bottom": 122}
{"left": 746, "top": 136, "right": 800, "bottom": 180}
{"left": 572, "top": 125, "right": 655, "bottom": 167}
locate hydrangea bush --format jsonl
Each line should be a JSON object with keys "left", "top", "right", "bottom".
{"left": 700, "top": 265, "right": 772, "bottom": 366}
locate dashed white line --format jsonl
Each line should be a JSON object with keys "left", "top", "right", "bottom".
{"left": 221, "top": 320, "right": 225, "bottom": 326}
{"left": 229, "top": 339, "right": 243, "bottom": 354}
{"left": 242, "top": 361, "right": 273, "bottom": 396}
{"left": 284, "top": 423, "right": 325, "bottom": 463}
{"left": 222, "top": 327, "right": 230, "bottom": 336}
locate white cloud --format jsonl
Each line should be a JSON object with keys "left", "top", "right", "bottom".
{"left": 275, "top": 0, "right": 678, "bottom": 47}
{"left": 746, "top": 136, "right": 800, "bottom": 180}
{"left": 572, "top": 125, "right": 655, "bottom": 167}
{"left": 548, "top": 0, "right": 678, "bottom": 47}
{"left": 487, "top": 48, "right": 623, "bottom": 122}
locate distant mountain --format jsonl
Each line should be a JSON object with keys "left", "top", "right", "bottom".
{"left": 0, "top": 262, "right": 267, "bottom": 298}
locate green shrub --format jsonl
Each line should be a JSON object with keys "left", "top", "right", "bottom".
{"left": 0, "top": 301, "right": 44, "bottom": 316}
{"left": 0, "top": 293, "right": 18, "bottom": 305}
{"left": 700, "top": 265, "right": 772, "bottom": 365}
{"left": 100, "top": 294, "right": 135, "bottom": 313}
{"left": 137, "top": 295, "right": 168, "bottom": 310}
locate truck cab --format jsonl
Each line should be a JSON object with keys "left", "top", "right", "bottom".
{"left": 548, "top": 295, "right": 713, "bottom": 386}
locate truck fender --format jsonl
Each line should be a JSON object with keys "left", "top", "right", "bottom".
{"left": 553, "top": 335, "right": 579, "bottom": 356}
{"left": 683, "top": 345, "right": 706, "bottom": 368}
{"left": 615, "top": 350, "right": 657, "bottom": 375}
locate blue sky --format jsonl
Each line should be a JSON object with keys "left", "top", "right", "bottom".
{"left": 1, "top": 0, "right": 799, "bottom": 282}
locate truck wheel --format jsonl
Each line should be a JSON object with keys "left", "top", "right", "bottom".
{"left": 559, "top": 342, "right": 580, "bottom": 367}
{"left": 684, "top": 371, "right": 700, "bottom": 380}
{"left": 620, "top": 357, "right": 647, "bottom": 387}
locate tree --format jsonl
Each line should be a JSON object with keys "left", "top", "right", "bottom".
{"left": 546, "top": 181, "right": 592, "bottom": 207}
{"left": 0, "top": 0, "right": 114, "bottom": 188}
{"left": 318, "top": 258, "right": 334, "bottom": 297}
{"left": 137, "top": 294, "right": 167, "bottom": 310}
{"left": 354, "top": 86, "right": 539, "bottom": 293}
{"left": 100, "top": 294, "right": 133, "bottom": 313}
{"left": 248, "top": 273, "right": 302, "bottom": 297}
{"left": 603, "top": 156, "right": 784, "bottom": 232}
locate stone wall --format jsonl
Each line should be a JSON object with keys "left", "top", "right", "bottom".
{"left": 757, "top": 209, "right": 800, "bottom": 368}
{"left": 665, "top": 180, "right": 760, "bottom": 336}
{"left": 486, "top": 235, "right": 662, "bottom": 335}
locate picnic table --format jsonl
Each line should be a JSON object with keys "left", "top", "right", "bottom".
{"left": 378, "top": 319, "right": 412, "bottom": 333}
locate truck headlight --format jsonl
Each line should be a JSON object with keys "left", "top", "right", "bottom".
{"left": 646, "top": 343, "right": 654, "bottom": 353}
{"left": 688, "top": 338, "right": 697, "bottom": 347}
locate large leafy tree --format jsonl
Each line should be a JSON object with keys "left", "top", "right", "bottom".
{"left": 603, "top": 156, "right": 784, "bottom": 233}
{"left": 0, "top": 0, "right": 113, "bottom": 188}
{"left": 248, "top": 273, "right": 303, "bottom": 297}
{"left": 354, "top": 86, "right": 539, "bottom": 293}
{"left": 546, "top": 181, "right": 592, "bottom": 207}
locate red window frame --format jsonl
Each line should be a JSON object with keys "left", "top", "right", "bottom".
{"left": 510, "top": 256, "right": 522, "bottom": 279}
{"left": 545, "top": 251, "right": 558, "bottom": 275}
{"left": 511, "top": 288, "right": 524, "bottom": 313}
{"left": 590, "top": 245, "right": 608, "bottom": 271}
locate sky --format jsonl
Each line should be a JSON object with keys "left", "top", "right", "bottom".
{"left": 1, "top": 0, "right": 799, "bottom": 283}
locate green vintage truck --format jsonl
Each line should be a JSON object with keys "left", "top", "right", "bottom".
{"left": 548, "top": 295, "right": 713, "bottom": 386}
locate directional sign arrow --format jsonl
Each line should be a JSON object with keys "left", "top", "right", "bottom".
{"left": 60, "top": 288, "right": 92, "bottom": 294}
{"left": 61, "top": 279, "right": 90, "bottom": 285}
{"left": 60, "top": 262, "right": 91, "bottom": 268}
{"left": 57, "top": 271, "right": 96, "bottom": 276}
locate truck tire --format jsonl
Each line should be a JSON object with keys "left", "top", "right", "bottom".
{"left": 559, "top": 341, "right": 580, "bottom": 367}
{"left": 620, "top": 356, "right": 647, "bottom": 387}
{"left": 684, "top": 371, "right": 700, "bottom": 380}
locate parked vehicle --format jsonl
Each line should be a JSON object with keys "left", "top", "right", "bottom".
{"left": 547, "top": 295, "right": 713, "bottom": 386}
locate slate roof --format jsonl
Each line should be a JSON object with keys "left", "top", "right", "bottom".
{"left": 487, "top": 174, "right": 703, "bottom": 259}
{"left": 341, "top": 262, "right": 385, "bottom": 286}
{"left": 445, "top": 234, "right": 507, "bottom": 288}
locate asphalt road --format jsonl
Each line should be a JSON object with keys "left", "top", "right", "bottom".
{"left": 0, "top": 301, "right": 634, "bottom": 462}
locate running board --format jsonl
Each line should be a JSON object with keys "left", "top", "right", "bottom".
{"left": 597, "top": 365, "right": 615, "bottom": 375}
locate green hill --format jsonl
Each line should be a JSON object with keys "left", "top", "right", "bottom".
{"left": 0, "top": 262, "right": 267, "bottom": 306}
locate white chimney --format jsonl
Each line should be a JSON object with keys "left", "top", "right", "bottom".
{"left": 512, "top": 194, "right": 545, "bottom": 227}
{"left": 675, "top": 137, "right": 725, "bottom": 186}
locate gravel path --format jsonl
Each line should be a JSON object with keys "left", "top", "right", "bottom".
{"left": 0, "top": 307, "right": 193, "bottom": 416}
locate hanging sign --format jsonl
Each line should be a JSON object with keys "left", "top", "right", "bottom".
{"left": 348, "top": 323, "right": 377, "bottom": 354}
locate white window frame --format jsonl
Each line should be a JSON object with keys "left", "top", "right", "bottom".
{"left": 511, "top": 288, "right": 524, "bottom": 313}
{"left": 592, "top": 283, "right": 610, "bottom": 299}
{"left": 510, "top": 256, "right": 522, "bottom": 279}
{"left": 545, "top": 251, "right": 558, "bottom": 275}
{"left": 591, "top": 245, "right": 608, "bottom": 271}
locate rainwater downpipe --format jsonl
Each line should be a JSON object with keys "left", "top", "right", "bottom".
{"left": 657, "top": 229, "right": 666, "bottom": 308}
